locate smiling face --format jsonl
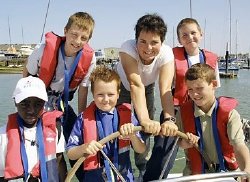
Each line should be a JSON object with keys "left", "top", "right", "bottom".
{"left": 186, "top": 78, "right": 217, "bottom": 112}
{"left": 64, "top": 24, "right": 90, "bottom": 57}
{"left": 16, "top": 97, "right": 45, "bottom": 128}
{"left": 93, "top": 79, "right": 120, "bottom": 112}
{"left": 178, "top": 22, "right": 202, "bottom": 55}
{"left": 136, "top": 30, "right": 162, "bottom": 65}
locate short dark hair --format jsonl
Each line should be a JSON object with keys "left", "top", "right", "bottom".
{"left": 135, "top": 13, "right": 167, "bottom": 43}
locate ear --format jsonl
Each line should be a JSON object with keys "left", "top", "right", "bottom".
{"left": 64, "top": 28, "right": 67, "bottom": 35}
{"left": 211, "top": 80, "right": 217, "bottom": 88}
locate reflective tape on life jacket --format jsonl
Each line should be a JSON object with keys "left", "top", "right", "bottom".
{"left": 83, "top": 102, "right": 131, "bottom": 171}
{"left": 39, "top": 31, "right": 93, "bottom": 90}
{"left": 4, "top": 110, "right": 62, "bottom": 181}
{"left": 173, "top": 47, "right": 218, "bottom": 106}
{"left": 180, "top": 96, "right": 239, "bottom": 174}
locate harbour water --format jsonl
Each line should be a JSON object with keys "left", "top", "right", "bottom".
{"left": 0, "top": 69, "right": 249, "bottom": 177}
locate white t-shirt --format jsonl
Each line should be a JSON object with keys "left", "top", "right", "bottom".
{"left": 0, "top": 124, "right": 65, "bottom": 177}
{"left": 187, "top": 54, "right": 221, "bottom": 87}
{"left": 26, "top": 43, "right": 96, "bottom": 93}
{"left": 115, "top": 39, "right": 174, "bottom": 91}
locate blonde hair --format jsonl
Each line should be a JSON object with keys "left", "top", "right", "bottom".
{"left": 90, "top": 65, "right": 121, "bottom": 93}
{"left": 65, "top": 12, "right": 95, "bottom": 39}
{"left": 185, "top": 63, "right": 216, "bottom": 84}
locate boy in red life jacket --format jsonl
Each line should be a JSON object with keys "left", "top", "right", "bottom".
{"left": 173, "top": 18, "right": 220, "bottom": 107}
{"left": 66, "top": 66, "right": 146, "bottom": 181}
{"left": 0, "top": 76, "right": 66, "bottom": 181}
{"left": 176, "top": 63, "right": 250, "bottom": 180}
{"left": 144, "top": 18, "right": 221, "bottom": 181}
{"left": 23, "top": 11, "right": 96, "bottom": 142}
{"left": 22, "top": 12, "right": 96, "bottom": 180}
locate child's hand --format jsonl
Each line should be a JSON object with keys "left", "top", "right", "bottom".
{"left": 186, "top": 132, "right": 199, "bottom": 145}
{"left": 83, "top": 140, "right": 103, "bottom": 155}
{"left": 119, "top": 123, "right": 135, "bottom": 139}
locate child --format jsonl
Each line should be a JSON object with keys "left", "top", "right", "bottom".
{"left": 145, "top": 18, "right": 222, "bottom": 180}
{"left": 66, "top": 65, "right": 146, "bottom": 181}
{"left": 0, "top": 76, "right": 66, "bottom": 181}
{"left": 23, "top": 12, "right": 96, "bottom": 180}
{"left": 177, "top": 63, "right": 250, "bottom": 180}
{"left": 173, "top": 17, "right": 220, "bottom": 107}
{"left": 23, "top": 11, "right": 96, "bottom": 142}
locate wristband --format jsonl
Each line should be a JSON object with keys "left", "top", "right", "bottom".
{"left": 163, "top": 116, "right": 176, "bottom": 123}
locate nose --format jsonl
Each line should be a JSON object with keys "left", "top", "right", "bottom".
{"left": 103, "top": 95, "right": 109, "bottom": 102}
{"left": 187, "top": 34, "right": 193, "bottom": 41}
{"left": 144, "top": 43, "right": 152, "bottom": 50}
{"left": 74, "top": 36, "right": 82, "bottom": 45}
{"left": 26, "top": 104, "right": 36, "bottom": 114}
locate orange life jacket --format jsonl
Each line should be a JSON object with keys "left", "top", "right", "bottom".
{"left": 180, "top": 97, "right": 239, "bottom": 174}
{"left": 4, "top": 111, "right": 62, "bottom": 181}
{"left": 173, "top": 47, "right": 218, "bottom": 106}
{"left": 83, "top": 102, "right": 131, "bottom": 170}
{"left": 39, "top": 31, "right": 93, "bottom": 90}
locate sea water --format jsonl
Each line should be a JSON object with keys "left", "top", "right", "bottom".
{"left": 0, "top": 70, "right": 250, "bottom": 178}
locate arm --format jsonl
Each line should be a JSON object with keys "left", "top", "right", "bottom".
{"left": 119, "top": 52, "right": 160, "bottom": 135}
{"left": 78, "top": 85, "right": 88, "bottom": 114}
{"left": 119, "top": 123, "right": 146, "bottom": 153}
{"left": 22, "top": 59, "right": 31, "bottom": 77}
{"left": 233, "top": 143, "right": 250, "bottom": 175}
{"left": 158, "top": 60, "right": 178, "bottom": 136}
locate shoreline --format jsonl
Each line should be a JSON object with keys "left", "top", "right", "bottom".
{"left": 0, "top": 67, "right": 23, "bottom": 74}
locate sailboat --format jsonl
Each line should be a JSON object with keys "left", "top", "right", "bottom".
{"left": 218, "top": 0, "right": 239, "bottom": 78}
{"left": 4, "top": 17, "right": 20, "bottom": 58}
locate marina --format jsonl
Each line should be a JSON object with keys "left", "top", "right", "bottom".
{"left": 0, "top": 69, "right": 249, "bottom": 181}
{"left": 1, "top": 0, "right": 250, "bottom": 180}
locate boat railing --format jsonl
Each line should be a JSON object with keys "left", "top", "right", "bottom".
{"left": 151, "top": 171, "right": 248, "bottom": 182}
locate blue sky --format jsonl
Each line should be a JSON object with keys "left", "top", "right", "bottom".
{"left": 0, "top": 0, "right": 249, "bottom": 57}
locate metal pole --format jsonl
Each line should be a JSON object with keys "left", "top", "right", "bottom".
{"left": 229, "top": 0, "right": 232, "bottom": 55}
{"left": 189, "top": 0, "right": 192, "bottom": 18}
{"left": 40, "top": 0, "right": 51, "bottom": 43}
{"left": 204, "top": 19, "right": 206, "bottom": 49}
{"left": 8, "top": 16, "right": 11, "bottom": 47}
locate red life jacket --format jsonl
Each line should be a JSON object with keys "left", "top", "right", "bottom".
{"left": 83, "top": 102, "right": 131, "bottom": 170}
{"left": 39, "top": 31, "right": 94, "bottom": 89}
{"left": 4, "top": 110, "right": 62, "bottom": 181}
{"left": 173, "top": 47, "right": 218, "bottom": 106}
{"left": 180, "top": 96, "right": 239, "bottom": 174}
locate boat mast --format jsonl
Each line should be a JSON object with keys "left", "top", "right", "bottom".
{"left": 189, "top": 0, "right": 192, "bottom": 18}
{"left": 21, "top": 25, "right": 24, "bottom": 45}
{"left": 229, "top": 0, "right": 232, "bottom": 55}
{"left": 236, "top": 19, "right": 238, "bottom": 60}
{"left": 40, "top": 0, "right": 51, "bottom": 43}
{"left": 8, "top": 16, "right": 12, "bottom": 48}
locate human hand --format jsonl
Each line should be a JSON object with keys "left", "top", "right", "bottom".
{"left": 119, "top": 123, "right": 135, "bottom": 139}
{"left": 242, "top": 168, "right": 250, "bottom": 182}
{"left": 160, "top": 121, "right": 178, "bottom": 136}
{"left": 140, "top": 118, "right": 161, "bottom": 135}
{"left": 83, "top": 140, "right": 103, "bottom": 155}
{"left": 186, "top": 132, "right": 199, "bottom": 146}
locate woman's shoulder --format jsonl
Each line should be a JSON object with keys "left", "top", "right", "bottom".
{"left": 158, "top": 43, "right": 174, "bottom": 62}
{"left": 120, "top": 39, "right": 139, "bottom": 60}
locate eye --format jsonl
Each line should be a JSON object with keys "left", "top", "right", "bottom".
{"left": 81, "top": 36, "right": 88, "bottom": 42}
